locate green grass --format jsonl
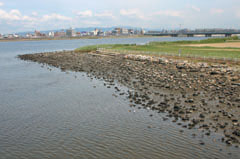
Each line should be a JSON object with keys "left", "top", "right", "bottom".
{"left": 75, "top": 45, "right": 100, "bottom": 52}
{"left": 75, "top": 44, "right": 135, "bottom": 52}
{"left": 75, "top": 37, "right": 240, "bottom": 59}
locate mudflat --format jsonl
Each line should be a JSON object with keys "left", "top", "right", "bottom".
{"left": 19, "top": 51, "right": 240, "bottom": 146}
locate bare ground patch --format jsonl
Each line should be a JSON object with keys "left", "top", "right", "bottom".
{"left": 185, "top": 42, "right": 240, "bottom": 48}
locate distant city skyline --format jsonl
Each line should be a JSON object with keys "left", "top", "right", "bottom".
{"left": 0, "top": 0, "right": 240, "bottom": 34}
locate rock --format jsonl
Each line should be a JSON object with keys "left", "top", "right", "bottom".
{"left": 233, "top": 130, "right": 240, "bottom": 137}
{"left": 220, "top": 124, "right": 226, "bottom": 129}
{"left": 234, "top": 98, "right": 240, "bottom": 102}
{"left": 202, "top": 124, "right": 209, "bottom": 128}
{"left": 199, "top": 113, "right": 205, "bottom": 119}
{"left": 190, "top": 69, "right": 199, "bottom": 72}
{"left": 174, "top": 106, "right": 180, "bottom": 111}
{"left": 210, "top": 71, "right": 219, "bottom": 75}
{"left": 226, "top": 139, "right": 232, "bottom": 145}
{"left": 162, "top": 117, "right": 168, "bottom": 121}
{"left": 192, "top": 119, "right": 200, "bottom": 125}
{"left": 185, "top": 99, "right": 194, "bottom": 103}
{"left": 232, "top": 83, "right": 240, "bottom": 86}
{"left": 114, "top": 86, "right": 120, "bottom": 91}
{"left": 232, "top": 119, "right": 238, "bottom": 123}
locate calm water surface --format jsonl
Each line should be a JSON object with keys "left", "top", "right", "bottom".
{"left": 0, "top": 37, "right": 239, "bottom": 159}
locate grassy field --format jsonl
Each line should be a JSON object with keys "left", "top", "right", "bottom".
{"left": 75, "top": 37, "right": 240, "bottom": 59}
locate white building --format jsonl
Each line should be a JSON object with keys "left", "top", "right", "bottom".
{"left": 13, "top": 34, "right": 19, "bottom": 38}
{"left": 7, "top": 34, "right": 14, "bottom": 38}
{"left": 121, "top": 28, "right": 129, "bottom": 35}
{"left": 26, "top": 33, "right": 35, "bottom": 38}
{"left": 48, "top": 32, "right": 55, "bottom": 37}
{"left": 90, "top": 29, "right": 99, "bottom": 36}
{"left": 140, "top": 28, "right": 146, "bottom": 35}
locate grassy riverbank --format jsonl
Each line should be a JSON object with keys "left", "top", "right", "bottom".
{"left": 75, "top": 37, "right": 240, "bottom": 59}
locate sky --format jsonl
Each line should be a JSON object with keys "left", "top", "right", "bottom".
{"left": 0, "top": 0, "right": 240, "bottom": 33}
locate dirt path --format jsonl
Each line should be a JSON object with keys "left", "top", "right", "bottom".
{"left": 185, "top": 42, "right": 240, "bottom": 48}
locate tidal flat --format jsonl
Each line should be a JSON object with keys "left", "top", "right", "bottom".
{"left": 19, "top": 49, "right": 240, "bottom": 147}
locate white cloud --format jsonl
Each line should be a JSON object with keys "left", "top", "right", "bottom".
{"left": 32, "top": 12, "right": 38, "bottom": 16}
{"left": 154, "top": 10, "right": 183, "bottom": 17}
{"left": 0, "top": 9, "right": 71, "bottom": 22}
{"left": 0, "top": 9, "right": 37, "bottom": 22}
{"left": 95, "top": 11, "right": 115, "bottom": 18}
{"left": 22, "top": 15, "right": 36, "bottom": 21}
{"left": 10, "top": 9, "right": 21, "bottom": 17}
{"left": 77, "top": 10, "right": 93, "bottom": 17}
{"left": 120, "top": 9, "right": 137, "bottom": 16}
{"left": 82, "top": 20, "right": 101, "bottom": 25}
{"left": 0, "top": 2, "right": 3, "bottom": 7}
{"left": 186, "top": 4, "right": 200, "bottom": 12}
{"left": 236, "top": 11, "right": 240, "bottom": 18}
{"left": 211, "top": 8, "right": 224, "bottom": 14}
{"left": 190, "top": 6, "right": 200, "bottom": 12}
{"left": 42, "top": 13, "right": 72, "bottom": 21}
{"left": 120, "top": 9, "right": 145, "bottom": 19}
{"left": 0, "top": 9, "right": 72, "bottom": 32}
{"left": 0, "top": 9, "right": 22, "bottom": 20}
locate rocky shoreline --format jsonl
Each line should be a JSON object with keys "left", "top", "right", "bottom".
{"left": 19, "top": 50, "right": 240, "bottom": 146}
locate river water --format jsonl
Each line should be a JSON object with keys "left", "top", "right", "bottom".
{"left": 0, "top": 37, "right": 239, "bottom": 159}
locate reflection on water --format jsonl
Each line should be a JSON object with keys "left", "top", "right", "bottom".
{"left": 0, "top": 38, "right": 239, "bottom": 159}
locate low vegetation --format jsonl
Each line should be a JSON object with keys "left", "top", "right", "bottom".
{"left": 75, "top": 37, "right": 240, "bottom": 59}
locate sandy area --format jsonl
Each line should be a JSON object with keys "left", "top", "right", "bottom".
{"left": 192, "top": 48, "right": 240, "bottom": 51}
{"left": 186, "top": 42, "right": 240, "bottom": 48}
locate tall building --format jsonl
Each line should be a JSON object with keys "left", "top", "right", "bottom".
{"left": 112, "top": 28, "right": 121, "bottom": 35}
{"left": 121, "top": 28, "right": 129, "bottom": 35}
{"left": 54, "top": 30, "right": 66, "bottom": 37}
{"left": 89, "top": 29, "right": 99, "bottom": 36}
{"left": 66, "top": 28, "right": 76, "bottom": 37}
{"left": 34, "top": 30, "right": 45, "bottom": 37}
{"left": 34, "top": 30, "right": 41, "bottom": 37}
{"left": 128, "top": 29, "right": 134, "bottom": 35}
{"left": 75, "top": 32, "right": 81, "bottom": 37}
{"left": 26, "top": 33, "right": 33, "bottom": 38}
{"left": 97, "top": 30, "right": 104, "bottom": 36}
{"left": 134, "top": 30, "right": 141, "bottom": 35}
{"left": 140, "top": 28, "right": 145, "bottom": 35}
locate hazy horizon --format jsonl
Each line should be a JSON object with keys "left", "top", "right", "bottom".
{"left": 0, "top": 0, "right": 240, "bottom": 34}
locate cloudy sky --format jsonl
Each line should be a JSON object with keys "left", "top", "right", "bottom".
{"left": 0, "top": 0, "right": 239, "bottom": 33}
